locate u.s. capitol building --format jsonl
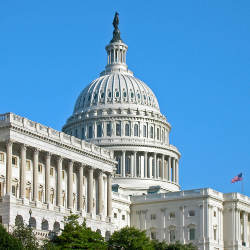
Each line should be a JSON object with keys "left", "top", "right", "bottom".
{"left": 0, "top": 14, "right": 249, "bottom": 250}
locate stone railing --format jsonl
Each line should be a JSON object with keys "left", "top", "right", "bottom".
{"left": 0, "top": 112, "right": 114, "bottom": 160}
{"left": 112, "top": 192, "right": 130, "bottom": 202}
{"left": 130, "top": 188, "right": 225, "bottom": 202}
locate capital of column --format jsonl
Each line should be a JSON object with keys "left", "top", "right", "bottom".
{"left": 46, "top": 152, "right": 52, "bottom": 158}
{"left": 20, "top": 144, "right": 27, "bottom": 152}
{"left": 57, "top": 155, "right": 63, "bottom": 163}
{"left": 6, "top": 139, "right": 13, "bottom": 148}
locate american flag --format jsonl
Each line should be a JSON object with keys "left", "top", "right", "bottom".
{"left": 231, "top": 173, "right": 243, "bottom": 183}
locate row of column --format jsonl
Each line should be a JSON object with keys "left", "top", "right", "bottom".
{"left": 108, "top": 48, "right": 126, "bottom": 64}
{"left": 117, "top": 151, "right": 179, "bottom": 184}
{"left": 5, "top": 140, "right": 112, "bottom": 217}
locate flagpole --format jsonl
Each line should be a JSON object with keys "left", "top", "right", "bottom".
{"left": 241, "top": 179, "right": 244, "bottom": 194}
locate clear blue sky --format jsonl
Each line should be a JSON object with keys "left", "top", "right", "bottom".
{"left": 0, "top": 1, "right": 249, "bottom": 196}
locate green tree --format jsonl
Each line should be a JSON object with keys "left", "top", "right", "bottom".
{"left": 12, "top": 220, "right": 39, "bottom": 250}
{"left": 0, "top": 223, "right": 23, "bottom": 250}
{"left": 151, "top": 240, "right": 197, "bottom": 250}
{"left": 108, "top": 226, "right": 153, "bottom": 250}
{"left": 51, "top": 214, "right": 107, "bottom": 250}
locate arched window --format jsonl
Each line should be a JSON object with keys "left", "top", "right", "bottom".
{"left": 116, "top": 123, "right": 121, "bottom": 136}
{"left": 97, "top": 124, "right": 102, "bottom": 137}
{"left": 15, "top": 215, "right": 24, "bottom": 226}
{"left": 53, "top": 222, "right": 60, "bottom": 232}
{"left": 105, "top": 231, "right": 111, "bottom": 241}
{"left": 115, "top": 91, "right": 119, "bottom": 97}
{"left": 125, "top": 156, "right": 131, "bottom": 175}
{"left": 150, "top": 126, "right": 154, "bottom": 139}
{"left": 42, "top": 219, "right": 49, "bottom": 230}
{"left": 123, "top": 92, "right": 127, "bottom": 97}
{"left": 88, "top": 125, "right": 93, "bottom": 138}
{"left": 106, "top": 123, "right": 111, "bottom": 137}
{"left": 101, "top": 92, "right": 105, "bottom": 98}
{"left": 29, "top": 217, "right": 36, "bottom": 229}
{"left": 125, "top": 124, "right": 130, "bottom": 136}
{"left": 134, "top": 124, "right": 139, "bottom": 137}
{"left": 108, "top": 92, "right": 112, "bottom": 98}
{"left": 131, "top": 92, "right": 134, "bottom": 98}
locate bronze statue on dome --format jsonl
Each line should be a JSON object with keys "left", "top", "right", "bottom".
{"left": 111, "top": 12, "right": 122, "bottom": 43}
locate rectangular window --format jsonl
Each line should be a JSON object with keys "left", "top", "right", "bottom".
{"left": 75, "top": 129, "right": 78, "bottom": 137}
{"left": 38, "top": 190, "right": 43, "bottom": 202}
{"left": 122, "top": 215, "right": 125, "bottom": 220}
{"left": 150, "top": 126, "right": 154, "bottom": 139}
{"left": 170, "top": 230, "right": 175, "bottom": 242}
{"left": 12, "top": 156, "right": 17, "bottom": 166}
{"left": 88, "top": 126, "right": 93, "bottom": 138}
{"left": 150, "top": 214, "right": 156, "bottom": 220}
{"left": 0, "top": 152, "right": 4, "bottom": 162}
{"left": 189, "top": 228, "right": 195, "bottom": 240}
{"left": 25, "top": 188, "right": 30, "bottom": 199}
{"left": 169, "top": 212, "right": 175, "bottom": 219}
{"left": 62, "top": 170, "right": 65, "bottom": 179}
{"left": 50, "top": 193, "right": 54, "bottom": 204}
{"left": 157, "top": 128, "right": 160, "bottom": 140}
{"left": 143, "top": 125, "right": 147, "bottom": 137}
{"left": 114, "top": 213, "right": 117, "bottom": 218}
{"left": 26, "top": 160, "right": 31, "bottom": 171}
{"left": 116, "top": 123, "right": 121, "bottom": 136}
{"left": 151, "top": 232, "right": 156, "bottom": 240}
{"left": 214, "top": 228, "right": 216, "bottom": 240}
{"left": 50, "top": 168, "right": 54, "bottom": 176}
{"left": 38, "top": 164, "right": 43, "bottom": 173}
{"left": 107, "top": 123, "right": 111, "bottom": 137}
{"left": 97, "top": 124, "right": 102, "bottom": 137}
{"left": 12, "top": 185, "right": 16, "bottom": 196}
{"left": 188, "top": 210, "right": 195, "bottom": 217}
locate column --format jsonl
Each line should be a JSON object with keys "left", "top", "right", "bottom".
{"left": 148, "top": 155, "right": 152, "bottom": 178}
{"left": 6, "top": 140, "right": 13, "bottom": 195}
{"left": 154, "top": 153, "right": 157, "bottom": 179}
{"left": 168, "top": 156, "right": 171, "bottom": 181}
{"left": 107, "top": 173, "right": 112, "bottom": 218}
{"left": 161, "top": 155, "right": 164, "bottom": 180}
{"left": 45, "top": 152, "right": 51, "bottom": 204}
{"left": 87, "top": 167, "right": 93, "bottom": 214}
{"left": 138, "top": 154, "right": 142, "bottom": 177}
{"left": 176, "top": 160, "right": 179, "bottom": 184}
{"left": 20, "top": 144, "right": 27, "bottom": 199}
{"left": 172, "top": 158, "right": 176, "bottom": 182}
{"left": 57, "top": 156, "right": 62, "bottom": 206}
{"left": 98, "top": 171, "right": 104, "bottom": 215}
{"left": 68, "top": 160, "right": 73, "bottom": 209}
{"left": 134, "top": 151, "right": 137, "bottom": 177}
{"left": 78, "top": 164, "right": 84, "bottom": 211}
{"left": 33, "top": 148, "right": 39, "bottom": 202}
{"left": 122, "top": 151, "right": 126, "bottom": 177}
{"left": 144, "top": 152, "right": 148, "bottom": 178}
{"left": 243, "top": 212, "right": 248, "bottom": 246}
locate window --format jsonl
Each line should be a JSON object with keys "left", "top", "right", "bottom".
{"left": 107, "top": 123, "right": 111, "bottom": 137}
{"left": 114, "top": 213, "right": 117, "bottom": 218}
{"left": 82, "top": 128, "right": 85, "bottom": 139}
{"left": 88, "top": 125, "right": 93, "bottom": 138}
{"left": 170, "top": 230, "right": 175, "bottom": 242}
{"left": 62, "top": 170, "right": 65, "bottom": 179}
{"left": 143, "top": 125, "right": 147, "bottom": 137}
{"left": 214, "top": 211, "right": 216, "bottom": 217}
{"left": 25, "top": 188, "right": 30, "bottom": 199}
{"left": 188, "top": 210, "right": 195, "bottom": 217}
{"left": 214, "top": 228, "right": 217, "bottom": 240}
{"left": 151, "top": 232, "right": 156, "bottom": 240}
{"left": 150, "top": 214, "right": 156, "bottom": 220}
{"left": 157, "top": 128, "right": 160, "bottom": 140}
{"left": 12, "top": 156, "right": 17, "bottom": 166}
{"left": 122, "top": 215, "right": 125, "bottom": 220}
{"left": 50, "top": 168, "right": 54, "bottom": 176}
{"left": 115, "top": 91, "right": 119, "bottom": 97}
{"left": 150, "top": 126, "right": 154, "bottom": 139}
{"left": 131, "top": 92, "right": 134, "bottom": 98}
{"left": 0, "top": 183, "right": 2, "bottom": 197}
{"left": 134, "top": 124, "right": 139, "bottom": 137}
{"left": 75, "top": 129, "right": 78, "bottom": 137}
{"left": 38, "top": 164, "right": 42, "bottom": 173}
{"left": 169, "top": 212, "right": 175, "bottom": 219}
{"left": 123, "top": 92, "right": 127, "bottom": 97}
{"left": 12, "top": 185, "right": 17, "bottom": 196}
{"left": 116, "top": 123, "right": 121, "bottom": 136}
{"left": 101, "top": 92, "right": 105, "bottom": 98}
{"left": 97, "top": 124, "right": 102, "bottom": 137}
{"left": 26, "top": 160, "right": 31, "bottom": 171}
{"left": 38, "top": 190, "right": 43, "bottom": 202}
{"left": 189, "top": 228, "right": 195, "bottom": 240}
{"left": 108, "top": 92, "right": 112, "bottom": 98}
{"left": 50, "top": 190, "right": 54, "bottom": 204}
{"left": 125, "top": 124, "right": 130, "bottom": 136}
{"left": 0, "top": 152, "right": 4, "bottom": 162}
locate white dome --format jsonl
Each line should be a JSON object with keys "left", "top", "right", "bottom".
{"left": 73, "top": 72, "right": 160, "bottom": 115}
